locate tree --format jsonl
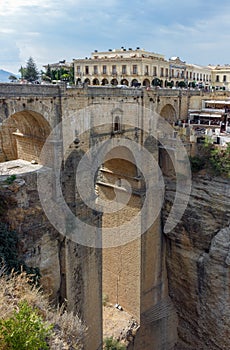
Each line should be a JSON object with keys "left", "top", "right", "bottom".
{"left": 178, "top": 81, "right": 186, "bottom": 88}
{"left": 152, "top": 78, "right": 161, "bottom": 87}
{"left": 24, "top": 57, "right": 39, "bottom": 82}
{"left": 8, "top": 75, "right": 18, "bottom": 82}
{"left": 18, "top": 66, "right": 26, "bottom": 79}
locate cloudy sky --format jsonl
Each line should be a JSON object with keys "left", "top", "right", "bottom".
{"left": 0, "top": 0, "right": 230, "bottom": 74}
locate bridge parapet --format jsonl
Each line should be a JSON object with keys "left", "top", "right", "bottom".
{"left": 0, "top": 83, "right": 62, "bottom": 97}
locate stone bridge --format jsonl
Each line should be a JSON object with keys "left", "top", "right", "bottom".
{"left": 0, "top": 83, "right": 206, "bottom": 163}
{"left": 0, "top": 84, "right": 222, "bottom": 349}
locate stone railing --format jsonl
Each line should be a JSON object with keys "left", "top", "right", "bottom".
{"left": 0, "top": 83, "right": 62, "bottom": 97}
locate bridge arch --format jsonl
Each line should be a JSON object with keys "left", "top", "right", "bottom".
{"left": 0, "top": 110, "right": 51, "bottom": 163}
{"left": 160, "top": 103, "right": 177, "bottom": 125}
{"left": 98, "top": 145, "right": 141, "bottom": 319}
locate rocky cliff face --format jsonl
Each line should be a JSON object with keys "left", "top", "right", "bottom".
{"left": 163, "top": 175, "right": 230, "bottom": 350}
{"left": 0, "top": 166, "right": 64, "bottom": 303}
{"left": 0, "top": 160, "right": 103, "bottom": 349}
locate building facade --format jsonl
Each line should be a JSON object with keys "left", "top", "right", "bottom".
{"left": 209, "top": 64, "right": 230, "bottom": 91}
{"left": 72, "top": 47, "right": 213, "bottom": 88}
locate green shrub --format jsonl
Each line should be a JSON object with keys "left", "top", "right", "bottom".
{"left": 209, "top": 144, "right": 230, "bottom": 177}
{"left": 189, "top": 156, "right": 205, "bottom": 172}
{"left": 103, "top": 336, "right": 126, "bottom": 350}
{"left": 0, "top": 300, "right": 52, "bottom": 350}
{"left": 190, "top": 142, "right": 230, "bottom": 178}
{"left": 5, "top": 175, "right": 16, "bottom": 185}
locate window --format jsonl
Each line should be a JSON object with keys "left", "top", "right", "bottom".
{"left": 77, "top": 66, "right": 81, "bottom": 74}
{"left": 216, "top": 75, "right": 219, "bottom": 82}
{"left": 85, "top": 66, "right": 89, "bottom": 74}
{"left": 165, "top": 68, "right": 169, "bottom": 77}
{"left": 112, "top": 65, "right": 117, "bottom": 74}
{"left": 93, "top": 65, "right": 98, "bottom": 74}
{"left": 114, "top": 116, "right": 121, "bottom": 132}
{"left": 122, "top": 65, "right": 127, "bottom": 74}
{"left": 103, "top": 65, "right": 107, "bottom": 74}
{"left": 153, "top": 66, "right": 157, "bottom": 76}
{"left": 190, "top": 72, "right": 192, "bottom": 79}
{"left": 171, "top": 69, "right": 174, "bottom": 78}
{"left": 223, "top": 75, "right": 227, "bottom": 82}
{"left": 145, "top": 65, "right": 149, "bottom": 75}
{"left": 160, "top": 68, "right": 164, "bottom": 77}
{"left": 133, "top": 65, "right": 138, "bottom": 74}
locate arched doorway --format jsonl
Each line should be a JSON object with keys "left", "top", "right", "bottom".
{"left": 120, "top": 79, "right": 129, "bottom": 86}
{"left": 0, "top": 110, "right": 51, "bottom": 163}
{"left": 93, "top": 78, "right": 100, "bottom": 85}
{"left": 111, "top": 78, "right": 118, "bottom": 86}
{"left": 160, "top": 104, "right": 177, "bottom": 125}
{"left": 101, "top": 78, "right": 109, "bottom": 85}
{"left": 84, "top": 78, "right": 90, "bottom": 85}
{"left": 131, "top": 79, "right": 139, "bottom": 87}
{"left": 76, "top": 78, "right": 82, "bottom": 85}
{"left": 152, "top": 78, "right": 161, "bottom": 87}
{"left": 143, "top": 79, "right": 150, "bottom": 87}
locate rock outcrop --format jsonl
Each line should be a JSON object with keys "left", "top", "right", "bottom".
{"left": 163, "top": 175, "right": 230, "bottom": 350}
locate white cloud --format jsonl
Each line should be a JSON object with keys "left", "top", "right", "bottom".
{"left": 1, "top": 0, "right": 230, "bottom": 72}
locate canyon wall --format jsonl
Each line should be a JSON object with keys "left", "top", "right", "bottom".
{"left": 163, "top": 175, "right": 230, "bottom": 350}
{"left": 0, "top": 163, "right": 102, "bottom": 350}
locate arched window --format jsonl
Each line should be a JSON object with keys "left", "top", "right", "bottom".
{"left": 114, "top": 116, "right": 121, "bottom": 132}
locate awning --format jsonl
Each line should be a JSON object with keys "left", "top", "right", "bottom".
{"left": 204, "top": 100, "right": 230, "bottom": 105}
{"left": 199, "top": 114, "right": 222, "bottom": 118}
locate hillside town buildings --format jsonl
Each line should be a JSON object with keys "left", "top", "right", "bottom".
{"left": 43, "top": 47, "right": 230, "bottom": 92}
{"left": 41, "top": 48, "right": 230, "bottom": 143}
{"left": 72, "top": 47, "right": 213, "bottom": 88}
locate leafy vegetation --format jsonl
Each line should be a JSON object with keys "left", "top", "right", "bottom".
{"left": 42, "top": 64, "right": 74, "bottom": 84}
{"left": 0, "top": 300, "right": 52, "bottom": 350}
{"left": 103, "top": 337, "right": 126, "bottom": 350}
{"left": 189, "top": 142, "right": 230, "bottom": 178}
{"left": 5, "top": 175, "right": 16, "bottom": 184}
{"left": 19, "top": 57, "right": 39, "bottom": 82}
{"left": 0, "top": 271, "right": 85, "bottom": 349}
{"left": 8, "top": 75, "right": 18, "bottom": 82}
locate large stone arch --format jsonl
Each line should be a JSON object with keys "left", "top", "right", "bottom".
{"left": 98, "top": 145, "right": 141, "bottom": 320}
{"left": 160, "top": 103, "right": 177, "bottom": 125}
{"left": 0, "top": 110, "right": 51, "bottom": 163}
